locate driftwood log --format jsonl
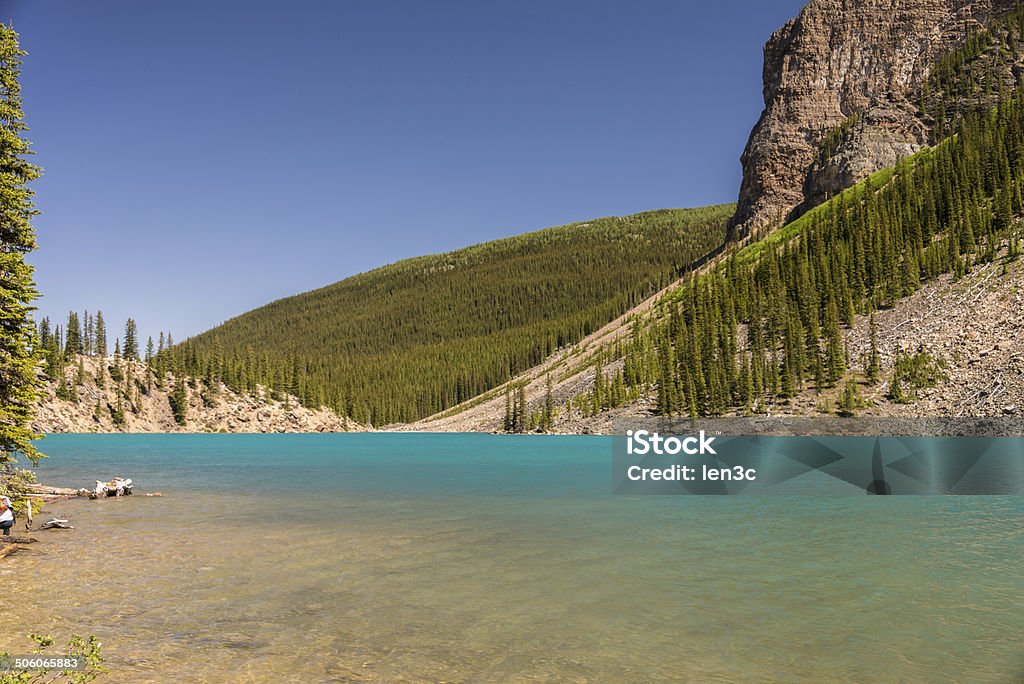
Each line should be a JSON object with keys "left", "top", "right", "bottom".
{"left": 40, "top": 519, "right": 73, "bottom": 530}
{"left": 0, "top": 536, "right": 38, "bottom": 544}
{"left": 25, "top": 484, "right": 91, "bottom": 503}
{"left": 0, "top": 544, "right": 31, "bottom": 560}
{"left": 94, "top": 478, "right": 133, "bottom": 497}
{"left": 27, "top": 484, "right": 86, "bottom": 497}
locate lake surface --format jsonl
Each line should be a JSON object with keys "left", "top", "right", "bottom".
{"left": 3, "top": 434, "right": 1023, "bottom": 682}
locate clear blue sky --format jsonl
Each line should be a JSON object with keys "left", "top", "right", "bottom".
{"left": 7, "top": 0, "right": 807, "bottom": 345}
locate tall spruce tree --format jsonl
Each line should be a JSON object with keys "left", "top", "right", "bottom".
{"left": 0, "top": 25, "right": 43, "bottom": 467}
{"left": 124, "top": 318, "right": 139, "bottom": 360}
{"left": 94, "top": 310, "right": 107, "bottom": 357}
{"left": 64, "top": 310, "right": 82, "bottom": 357}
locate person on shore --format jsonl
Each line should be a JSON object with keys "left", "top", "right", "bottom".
{"left": 0, "top": 496, "right": 14, "bottom": 536}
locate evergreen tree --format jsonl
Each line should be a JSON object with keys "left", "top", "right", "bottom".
{"left": 37, "top": 316, "right": 50, "bottom": 349}
{"left": 888, "top": 373, "right": 908, "bottom": 403}
{"left": 866, "top": 314, "right": 882, "bottom": 384}
{"left": 111, "top": 391, "right": 125, "bottom": 427}
{"left": 542, "top": 374, "right": 554, "bottom": 431}
{"left": 55, "top": 373, "right": 72, "bottom": 402}
{"left": 836, "top": 380, "right": 864, "bottom": 417}
{"left": 64, "top": 311, "right": 82, "bottom": 357}
{"left": 83, "top": 310, "right": 93, "bottom": 356}
{"left": 169, "top": 378, "right": 187, "bottom": 426}
{"left": 94, "top": 310, "right": 107, "bottom": 357}
{"left": 515, "top": 384, "right": 527, "bottom": 433}
{"left": 0, "top": 25, "right": 44, "bottom": 467}
{"left": 124, "top": 318, "right": 139, "bottom": 360}
{"left": 503, "top": 387, "right": 513, "bottom": 433}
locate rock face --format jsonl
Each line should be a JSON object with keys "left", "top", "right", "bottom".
{"left": 34, "top": 355, "right": 365, "bottom": 434}
{"left": 729, "top": 0, "right": 1019, "bottom": 241}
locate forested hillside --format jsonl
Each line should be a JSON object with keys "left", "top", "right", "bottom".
{"left": 578, "top": 10, "right": 1024, "bottom": 420}
{"left": 158, "top": 6, "right": 1024, "bottom": 433}
{"left": 425, "top": 6, "right": 1024, "bottom": 432}
{"left": 166, "top": 207, "right": 731, "bottom": 425}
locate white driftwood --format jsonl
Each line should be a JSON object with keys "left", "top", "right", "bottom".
{"left": 95, "top": 477, "right": 134, "bottom": 497}
{"left": 27, "top": 484, "right": 82, "bottom": 496}
{"left": 40, "top": 518, "right": 73, "bottom": 530}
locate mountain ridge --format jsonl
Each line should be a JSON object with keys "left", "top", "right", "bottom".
{"left": 729, "top": 0, "right": 1020, "bottom": 241}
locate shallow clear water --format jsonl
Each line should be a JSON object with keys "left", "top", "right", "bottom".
{"left": 3, "top": 434, "right": 1023, "bottom": 682}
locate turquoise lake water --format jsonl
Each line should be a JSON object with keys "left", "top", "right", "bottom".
{"left": 3, "top": 434, "right": 1023, "bottom": 682}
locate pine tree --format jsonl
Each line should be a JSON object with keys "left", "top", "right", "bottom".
{"left": 515, "top": 384, "right": 527, "bottom": 433}
{"left": 37, "top": 317, "right": 50, "bottom": 349}
{"left": 64, "top": 311, "right": 82, "bottom": 357}
{"left": 542, "top": 374, "right": 554, "bottom": 431}
{"left": 55, "top": 373, "right": 72, "bottom": 402}
{"left": 169, "top": 378, "right": 188, "bottom": 426}
{"left": 111, "top": 391, "right": 125, "bottom": 427}
{"left": 94, "top": 310, "right": 107, "bottom": 357}
{"left": 866, "top": 314, "right": 882, "bottom": 384}
{"left": 836, "top": 380, "right": 864, "bottom": 417}
{"left": 503, "top": 387, "right": 513, "bottom": 433}
{"left": 0, "top": 25, "right": 44, "bottom": 467}
{"left": 888, "top": 373, "right": 908, "bottom": 403}
{"left": 124, "top": 318, "right": 139, "bottom": 361}
{"left": 83, "top": 310, "right": 93, "bottom": 356}
{"left": 44, "top": 327, "right": 62, "bottom": 381}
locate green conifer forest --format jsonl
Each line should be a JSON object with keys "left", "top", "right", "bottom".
{"left": 639, "top": 51, "right": 1024, "bottom": 417}
{"left": 166, "top": 207, "right": 731, "bottom": 425}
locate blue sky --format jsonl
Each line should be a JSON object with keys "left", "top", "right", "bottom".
{"left": 6, "top": 0, "right": 807, "bottom": 345}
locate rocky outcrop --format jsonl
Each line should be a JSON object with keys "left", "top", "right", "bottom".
{"left": 729, "top": 0, "right": 1019, "bottom": 241}
{"left": 34, "top": 356, "right": 364, "bottom": 434}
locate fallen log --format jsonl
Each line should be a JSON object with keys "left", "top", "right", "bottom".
{"left": 0, "top": 536, "right": 38, "bottom": 544}
{"left": 27, "top": 484, "right": 83, "bottom": 497}
{"left": 40, "top": 519, "right": 73, "bottom": 530}
{"left": 93, "top": 477, "right": 133, "bottom": 497}
{"left": 0, "top": 544, "right": 30, "bottom": 560}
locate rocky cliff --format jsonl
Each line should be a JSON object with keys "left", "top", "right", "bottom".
{"left": 729, "top": 0, "right": 1020, "bottom": 241}
{"left": 33, "top": 356, "right": 362, "bottom": 434}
